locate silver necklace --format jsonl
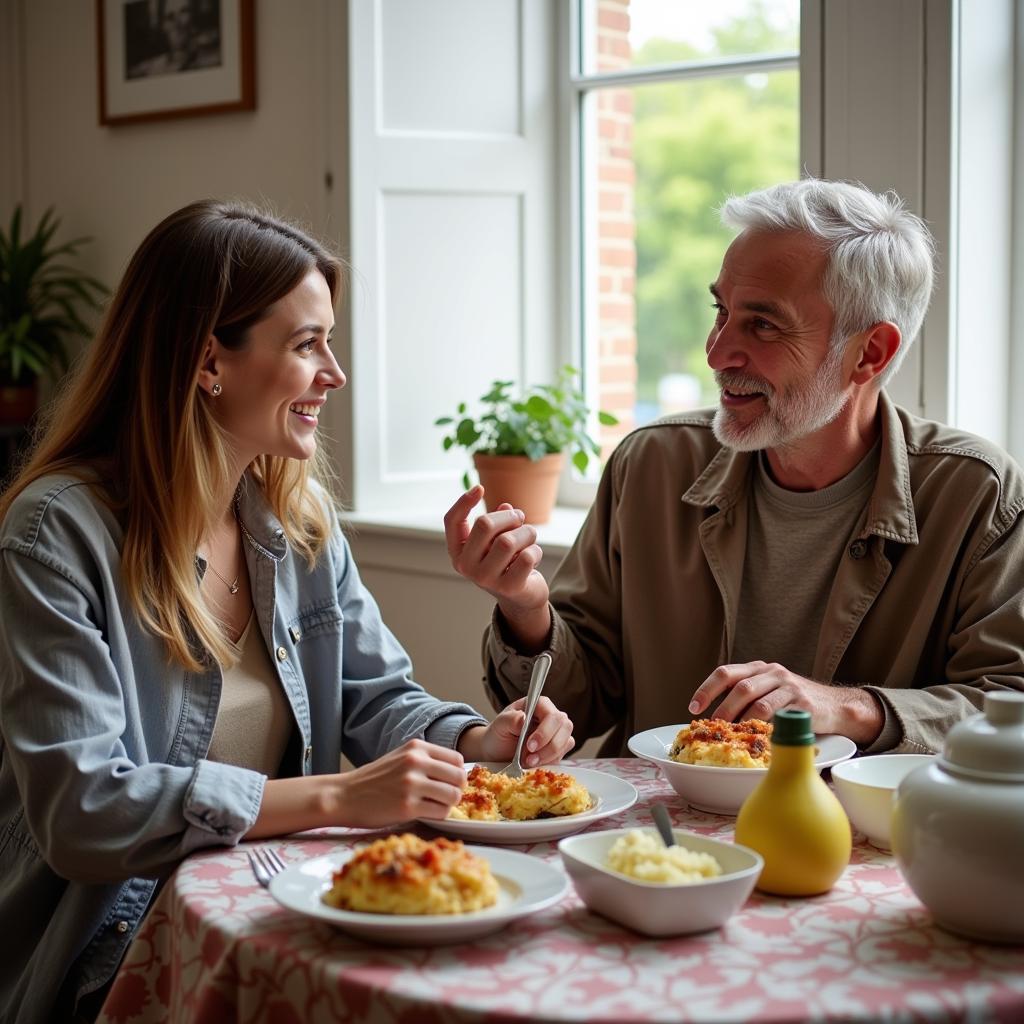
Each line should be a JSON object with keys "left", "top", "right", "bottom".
{"left": 199, "top": 498, "right": 243, "bottom": 595}
{"left": 204, "top": 558, "right": 239, "bottom": 595}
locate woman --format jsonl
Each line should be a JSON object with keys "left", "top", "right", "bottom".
{"left": 0, "top": 200, "right": 573, "bottom": 1022}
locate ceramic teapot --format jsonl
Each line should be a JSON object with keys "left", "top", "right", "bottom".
{"left": 891, "top": 691, "right": 1024, "bottom": 943}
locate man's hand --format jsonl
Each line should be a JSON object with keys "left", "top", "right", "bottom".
{"left": 443, "top": 485, "right": 551, "bottom": 651}
{"left": 689, "top": 661, "right": 884, "bottom": 746}
{"left": 457, "top": 696, "right": 574, "bottom": 767}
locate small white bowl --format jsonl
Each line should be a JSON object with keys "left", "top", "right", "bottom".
{"left": 830, "top": 754, "right": 936, "bottom": 850}
{"left": 628, "top": 725, "right": 857, "bottom": 815}
{"left": 558, "top": 827, "right": 763, "bottom": 936}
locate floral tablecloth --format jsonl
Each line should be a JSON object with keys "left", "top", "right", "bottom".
{"left": 98, "top": 758, "right": 1024, "bottom": 1024}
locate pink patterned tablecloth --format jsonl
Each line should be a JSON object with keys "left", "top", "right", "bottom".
{"left": 98, "top": 759, "right": 1024, "bottom": 1024}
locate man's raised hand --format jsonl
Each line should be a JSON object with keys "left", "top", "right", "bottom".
{"left": 443, "top": 485, "right": 552, "bottom": 652}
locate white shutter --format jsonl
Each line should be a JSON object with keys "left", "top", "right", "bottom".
{"left": 347, "top": 0, "right": 558, "bottom": 512}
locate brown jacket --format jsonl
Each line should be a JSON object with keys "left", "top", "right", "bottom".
{"left": 484, "top": 392, "right": 1024, "bottom": 755}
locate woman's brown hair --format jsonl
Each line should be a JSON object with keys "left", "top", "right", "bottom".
{"left": 0, "top": 199, "right": 344, "bottom": 670}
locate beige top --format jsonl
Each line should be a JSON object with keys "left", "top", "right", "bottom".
{"left": 207, "top": 613, "right": 293, "bottom": 777}
{"left": 484, "top": 391, "right": 1024, "bottom": 757}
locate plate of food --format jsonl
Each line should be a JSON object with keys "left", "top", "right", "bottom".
{"left": 628, "top": 718, "right": 856, "bottom": 815}
{"left": 268, "top": 833, "right": 567, "bottom": 944}
{"left": 420, "top": 763, "right": 638, "bottom": 844}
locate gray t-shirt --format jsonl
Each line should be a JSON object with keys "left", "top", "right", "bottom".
{"left": 732, "top": 443, "right": 881, "bottom": 677}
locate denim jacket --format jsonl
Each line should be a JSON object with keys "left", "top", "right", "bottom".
{"left": 0, "top": 474, "right": 486, "bottom": 1023}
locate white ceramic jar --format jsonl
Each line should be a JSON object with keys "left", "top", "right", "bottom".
{"left": 891, "top": 691, "right": 1024, "bottom": 943}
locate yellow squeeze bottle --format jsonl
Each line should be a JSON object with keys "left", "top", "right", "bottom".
{"left": 734, "top": 708, "right": 851, "bottom": 896}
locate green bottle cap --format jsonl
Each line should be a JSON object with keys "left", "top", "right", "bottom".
{"left": 771, "top": 708, "right": 816, "bottom": 746}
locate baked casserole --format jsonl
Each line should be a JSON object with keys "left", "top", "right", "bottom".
{"left": 322, "top": 833, "right": 498, "bottom": 915}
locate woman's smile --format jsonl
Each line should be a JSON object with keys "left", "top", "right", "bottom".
{"left": 289, "top": 401, "right": 323, "bottom": 424}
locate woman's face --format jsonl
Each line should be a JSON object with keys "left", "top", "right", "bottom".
{"left": 207, "top": 269, "right": 345, "bottom": 466}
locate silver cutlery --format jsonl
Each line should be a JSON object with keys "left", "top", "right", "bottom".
{"left": 497, "top": 652, "right": 552, "bottom": 778}
{"left": 651, "top": 803, "right": 677, "bottom": 847}
{"left": 247, "top": 847, "right": 287, "bottom": 888}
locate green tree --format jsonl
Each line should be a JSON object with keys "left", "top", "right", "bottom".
{"left": 632, "top": 6, "right": 799, "bottom": 406}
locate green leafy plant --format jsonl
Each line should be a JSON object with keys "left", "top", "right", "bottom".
{"left": 0, "top": 205, "right": 107, "bottom": 386}
{"left": 435, "top": 365, "right": 619, "bottom": 489}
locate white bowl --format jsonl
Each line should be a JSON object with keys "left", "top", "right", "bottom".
{"left": 831, "top": 753, "right": 936, "bottom": 850}
{"left": 558, "top": 827, "right": 763, "bottom": 936}
{"left": 628, "top": 725, "right": 857, "bottom": 815}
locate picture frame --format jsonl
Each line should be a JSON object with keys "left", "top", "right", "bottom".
{"left": 97, "top": 0, "right": 255, "bottom": 126}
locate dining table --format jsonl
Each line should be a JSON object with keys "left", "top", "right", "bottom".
{"left": 97, "top": 757, "right": 1024, "bottom": 1024}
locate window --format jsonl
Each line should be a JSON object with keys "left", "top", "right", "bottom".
{"left": 344, "top": 1, "right": 1014, "bottom": 518}
{"left": 571, "top": 0, "right": 800, "bottom": 457}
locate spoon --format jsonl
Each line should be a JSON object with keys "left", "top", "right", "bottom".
{"left": 498, "top": 652, "right": 552, "bottom": 778}
{"left": 651, "top": 803, "right": 676, "bottom": 847}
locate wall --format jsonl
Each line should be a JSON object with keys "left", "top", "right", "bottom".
{"left": 346, "top": 520, "right": 609, "bottom": 756}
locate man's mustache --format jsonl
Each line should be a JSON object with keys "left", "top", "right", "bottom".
{"left": 714, "top": 371, "right": 775, "bottom": 398}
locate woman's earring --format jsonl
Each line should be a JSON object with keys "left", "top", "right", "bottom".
{"left": 211, "top": 383, "right": 222, "bottom": 396}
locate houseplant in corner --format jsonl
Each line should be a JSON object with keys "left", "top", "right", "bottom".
{"left": 435, "top": 365, "right": 618, "bottom": 524}
{"left": 0, "top": 205, "right": 107, "bottom": 424}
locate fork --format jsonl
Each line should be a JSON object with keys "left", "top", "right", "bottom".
{"left": 247, "top": 847, "right": 287, "bottom": 888}
{"left": 497, "top": 652, "right": 552, "bottom": 778}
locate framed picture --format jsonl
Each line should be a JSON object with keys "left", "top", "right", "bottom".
{"left": 97, "top": 0, "right": 255, "bottom": 126}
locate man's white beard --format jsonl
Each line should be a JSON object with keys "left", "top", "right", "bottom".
{"left": 712, "top": 342, "right": 849, "bottom": 452}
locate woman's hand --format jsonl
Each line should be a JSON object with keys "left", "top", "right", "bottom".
{"left": 249, "top": 702, "right": 575, "bottom": 841}
{"left": 247, "top": 739, "right": 467, "bottom": 837}
{"left": 332, "top": 739, "right": 468, "bottom": 825}
{"left": 457, "top": 697, "right": 574, "bottom": 767}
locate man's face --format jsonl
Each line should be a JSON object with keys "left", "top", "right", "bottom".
{"left": 706, "top": 229, "right": 849, "bottom": 452}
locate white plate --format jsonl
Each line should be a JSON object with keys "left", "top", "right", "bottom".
{"left": 628, "top": 725, "right": 857, "bottom": 815}
{"left": 420, "top": 764, "right": 638, "bottom": 845}
{"left": 268, "top": 845, "right": 567, "bottom": 944}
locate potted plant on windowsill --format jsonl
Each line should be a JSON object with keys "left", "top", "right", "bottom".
{"left": 435, "top": 366, "right": 618, "bottom": 524}
{"left": 0, "top": 205, "right": 107, "bottom": 425}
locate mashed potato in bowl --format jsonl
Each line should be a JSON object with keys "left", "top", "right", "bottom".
{"left": 669, "top": 718, "right": 772, "bottom": 768}
{"left": 322, "top": 833, "right": 498, "bottom": 915}
{"left": 607, "top": 829, "right": 723, "bottom": 884}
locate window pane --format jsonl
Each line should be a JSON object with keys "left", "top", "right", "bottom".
{"left": 582, "top": 0, "right": 799, "bottom": 75}
{"left": 581, "top": 68, "right": 800, "bottom": 451}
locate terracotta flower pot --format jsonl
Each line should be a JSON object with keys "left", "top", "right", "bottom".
{"left": 473, "top": 452, "right": 564, "bottom": 524}
{"left": 0, "top": 383, "right": 39, "bottom": 426}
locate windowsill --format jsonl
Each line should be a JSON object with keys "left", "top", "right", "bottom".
{"left": 342, "top": 504, "right": 589, "bottom": 557}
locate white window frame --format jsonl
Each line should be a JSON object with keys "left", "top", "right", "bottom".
{"left": 922, "top": 0, "right": 1017, "bottom": 451}
{"left": 1012, "top": 3, "right": 1024, "bottom": 463}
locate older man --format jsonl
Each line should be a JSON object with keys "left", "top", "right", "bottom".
{"left": 444, "top": 179, "right": 1024, "bottom": 757}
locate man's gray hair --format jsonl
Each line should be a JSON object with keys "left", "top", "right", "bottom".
{"left": 720, "top": 179, "right": 935, "bottom": 386}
